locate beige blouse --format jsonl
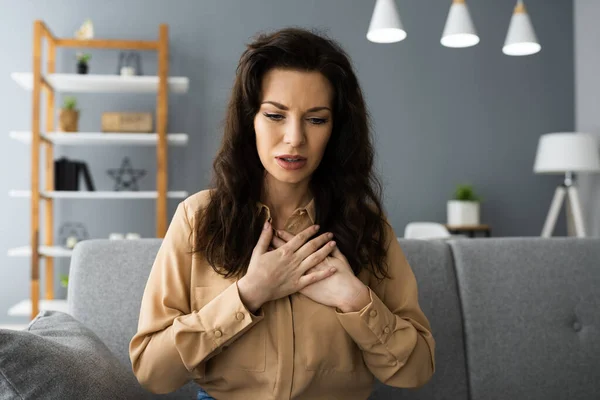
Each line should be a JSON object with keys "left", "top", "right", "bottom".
{"left": 129, "top": 190, "right": 435, "bottom": 400}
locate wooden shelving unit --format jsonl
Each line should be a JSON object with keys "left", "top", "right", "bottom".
{"left": 10, "top": 131, "right": 189, "bottom": 146}
{"left": 8, "top": 20, "right": 189, "bottom": 319}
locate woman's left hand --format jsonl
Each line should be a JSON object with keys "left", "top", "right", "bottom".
{"left": 271, "top": 230, "right": 371, "bottom": 313}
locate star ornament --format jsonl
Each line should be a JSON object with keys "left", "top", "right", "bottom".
{"left": 107, "top": 157, "right": 146, "bottom": 191}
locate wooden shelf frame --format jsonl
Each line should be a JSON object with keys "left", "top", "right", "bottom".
{"left": 24, "top": 20, "right": 174, "bottom": 319}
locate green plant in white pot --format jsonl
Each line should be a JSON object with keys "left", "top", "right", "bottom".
{"left": 447, "top": 184, "right": 483, "bottom": 226}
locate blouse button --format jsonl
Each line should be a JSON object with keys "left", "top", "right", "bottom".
{"left": 369, "top": 310, "right": 377, "bottom": 318}
{"left": 214, "top": 330, "right": 223, "bottom": 338}
{"left": 236, "top": 312, "right": 245, "bottom": 321}
{"left": 383, "top": 326, "right": 391, "bottom": 334}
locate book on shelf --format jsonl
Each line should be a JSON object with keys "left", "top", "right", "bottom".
{"left": 54, "top": 157, "right": 95, "bottom": 191}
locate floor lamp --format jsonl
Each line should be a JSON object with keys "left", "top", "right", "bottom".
{"left": 534, "top": 132, "right": 600, "bottom": 237}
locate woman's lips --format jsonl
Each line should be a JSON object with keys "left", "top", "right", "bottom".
{"left": 275, "top": 156, "right": 307, "bottom": 170}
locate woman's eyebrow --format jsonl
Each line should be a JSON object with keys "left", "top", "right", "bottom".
{"left": 261, "top": 101, "right": 331, "bottom": 113}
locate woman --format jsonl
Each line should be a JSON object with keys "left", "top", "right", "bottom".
{"left": 129, "top": 27, "right": 435, "bottom": 400}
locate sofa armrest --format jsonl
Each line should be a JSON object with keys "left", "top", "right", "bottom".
{"left": 0, "top": 311, "right": 151, "bottom": 400}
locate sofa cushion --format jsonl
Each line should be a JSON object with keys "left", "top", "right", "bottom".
{"left": 450, "top": 237, "right": 600, "bottom": 400}
{"left": 370, "top": 239, "right": 469, "bottom": 400}
{"left": 0, "top": 310, "right": 151, "bottom": 400}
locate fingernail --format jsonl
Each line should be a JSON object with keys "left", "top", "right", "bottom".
{"left": 314, "top": 225, "right": 320, "bottom": 230}
{"left": 330, "top": 241, "right": 336, "bottom": 247}
{"left": 277, "top": 230, "right": 283, "bottom": 236}
{"left": 330, "top": 267, "right": 337, "bottom": 273}
{"left": 264, "top": 221, "right": 270, "bottom": 230}
{"left": 327, "top": 232, "right": 334, "bottom": 239}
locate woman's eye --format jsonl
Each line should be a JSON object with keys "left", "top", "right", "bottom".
{"left": 308, "top": 118, "right": 328, "bottom": 125}
{"left": 264, "top": 113, "right": 284, "bottom": 121}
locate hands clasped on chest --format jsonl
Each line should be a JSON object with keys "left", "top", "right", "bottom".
{"left": 237, "top": 222, "right": 371, "bottom": 314}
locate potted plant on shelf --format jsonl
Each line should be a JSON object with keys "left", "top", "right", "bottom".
{"left": 76, "top": 52, "right": 91, "bottom": 74}
{"left": 447, "top": 183, "right": 483, "bottom": 226}
{"left": 60, "top": 274, "right": 69, "bottom": 289}
{"left": 59, "top": 96, "right": 79, "bottom": 132}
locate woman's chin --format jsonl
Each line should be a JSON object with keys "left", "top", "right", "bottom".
{"left": 268, "top": 170, "right": 310, "bottom": 185}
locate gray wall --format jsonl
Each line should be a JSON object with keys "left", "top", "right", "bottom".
{"left": 574, "top": 0, "right": 600, "bottom": 237}
{"left": 0, "top": 0, "right": 573, "bottom": 324}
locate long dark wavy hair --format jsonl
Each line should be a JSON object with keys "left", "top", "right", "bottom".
{"left": 194, "top": 27, "right": 390, "bottom": 281}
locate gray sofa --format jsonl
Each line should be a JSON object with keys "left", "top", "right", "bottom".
{"left": 3, "top": 237, "right": 599, "bottom": 399}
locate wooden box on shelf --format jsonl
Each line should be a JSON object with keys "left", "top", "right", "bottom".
{"left": 101, "top": 112, "right": 152, "bottom": 133}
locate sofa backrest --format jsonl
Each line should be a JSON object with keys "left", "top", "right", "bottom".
{"left": 67, "top": 238, "right": 469, "bottom": 400}
{"left": 68, "top": 239, "right": 199, "bottom": 399}
{"left": 449, "top": 237, "right": 600, "bottom": 400}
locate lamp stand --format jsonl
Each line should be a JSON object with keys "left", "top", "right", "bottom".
{"left": 541, "top": 172, "right": 586, "bottom": 237}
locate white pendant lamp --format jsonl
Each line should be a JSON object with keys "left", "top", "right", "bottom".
{"left": 441, "top": 0, "right": 480, "bottom": 48}
{"left": 367, "top": 0, "right": 407, "bottom": 43}
{"left": 503, "top": 0, "right": 541, "bottom": 56}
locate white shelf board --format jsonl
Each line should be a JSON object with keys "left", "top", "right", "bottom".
{"left": 9, "top": 190, "right": 189, "bottom": 199}
{"left": 11, "top": 72, "right": 189, "bottom": 94}
{"left": 8, "top": 299, "right": 69, "bottom": 317}
{"left": 0, "top": 324, "right": 28, "bottom": 331}
{"left": 8, "top": 246, "right": 73, "bottom": 258}
{"left": 10, "top": 131, "right": 188, "bottom": 146}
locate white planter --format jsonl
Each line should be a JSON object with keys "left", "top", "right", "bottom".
{"left": 447, "top": 200, "right": 480, "bottom": 226}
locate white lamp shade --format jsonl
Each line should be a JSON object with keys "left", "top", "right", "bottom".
{"left": 367, "top": 0, "right": 407, "bottom": 43}
{"left": 534, "top": 133, "right": 600, "bottom": 174}
{"left": 441, "top": 0, "right": 479, "bottom": 48}
{"left": 503, "top": 2, "right": 541, "bottom": 56}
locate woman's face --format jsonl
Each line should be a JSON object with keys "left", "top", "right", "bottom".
{"left": 254, "top": 68, "right": 333, "bottom": 187}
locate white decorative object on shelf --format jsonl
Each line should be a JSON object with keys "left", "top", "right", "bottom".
{"left": 8, "top": 299, "right": 69, "bottom": 317}
{"left": 75, "top": 18, "right": 94, "bottom": 40}
{"left": 9, "top": 131, "right": 188, "bottom": 146}
{"left": 11, "top": 72, "right": 189, "bottom": 94}
{"left": 9, "top": 190, "right": 188, "bottom": 199}
{"left": 8, "top": 246, "right": 74, "bottom": 258}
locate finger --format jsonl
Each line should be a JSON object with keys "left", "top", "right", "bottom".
{"left": 282, "top": 225, "right": 320, "bottom": 253}
{"left": 254, "top": 221, "right": 273, "bottom": 255}
{"left": 300, "top": 240, "right": 336, "bottom": 274}
{"left": 295, "top": 231, "right": 334, "bottom": 262}
{"left": 331, "top": 245, "right": 346, "bottom": 260}
{"left": 298, "top": 266, "right": 337, "bottom": 289}
{"left": 275, "top": 229, "right": 294, "bottom": 242}
{"left": 271, "top": 235, "right": 286, "bottom": 249}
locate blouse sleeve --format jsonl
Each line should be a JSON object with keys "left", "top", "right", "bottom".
{"left": 129, "top": 201, "right": 264, "bottom": 394}
{"left": 335, "top": 221, "right": 436, "bottom": 388}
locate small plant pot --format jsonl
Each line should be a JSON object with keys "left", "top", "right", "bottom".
{"left": 59, "top": 109, "right": 79, "bottom": 132}
{"left": 77, "top": 62, "right": 88, "bottom": 74}
{"left": 447, "top": 200, "right": 480, "bottom": 226}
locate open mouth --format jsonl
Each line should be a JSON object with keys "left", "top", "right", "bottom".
{"left": 275, "top": 156, "right": 307, "bottom": 170}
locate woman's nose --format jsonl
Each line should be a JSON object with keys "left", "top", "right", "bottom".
{"left": 283, "top": 119, "right": 305, "bottom": 147}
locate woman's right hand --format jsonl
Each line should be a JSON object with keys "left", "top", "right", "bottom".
{"left": 237, "top": 221, "right": 337, "bottom": 313}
